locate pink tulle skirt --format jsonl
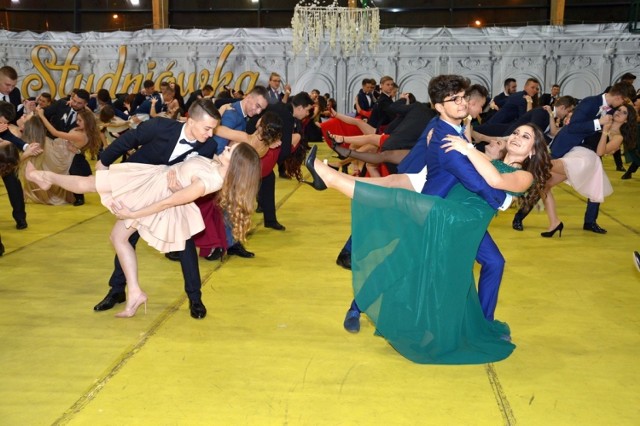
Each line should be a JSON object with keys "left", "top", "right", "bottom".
{"left": 561, "top": 147, "right": 613, "bottom": 203}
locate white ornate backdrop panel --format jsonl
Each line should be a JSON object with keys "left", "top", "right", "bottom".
{"left": 1, "top": 23, "right": 639, "bottom": 112}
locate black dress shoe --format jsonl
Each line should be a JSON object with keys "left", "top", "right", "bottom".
{"left": 227, "top": 242, "right": 255, "bottom": 258}
{"left": 336, "top": 249, "right": 352, "bottom": 270}
{"left": 94, "top": 291, "right": 126, "bottom": 311}
{"left": 616, "top": 166, "right": 626, "bottom": 172}
{"left": 73, "top": 198, "right": 85, "bottom": 206}
{"left": 15, "top": 220, "right": 27, "bottom": 230}
{"left": 205, "top": 247, "right": 224, "bottom": 261}
{"left": 512, "top": 219, "right": 523, "bottom": 231}
{"left": 189, "top": 300, "right": 207, "bottom": 319}
{"left": 164, "top": 251, "right": 181, "bottom": 261}
{"left": 265, "top": 221, "right": 286, "bottom": 231}
{"left": 583, "top": 222, "right": 607, "bottom": 234}
{"left": 256, "top": 205, "right": 263, "bottom": 213}
{"left": 0, "top": 237, "right": 4, "bottom": 256}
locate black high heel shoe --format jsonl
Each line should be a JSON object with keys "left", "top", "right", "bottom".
{"left": 327, "top": 132, "right": 351, "bottom": 159}
{"left": 303, "top": 145, "right": 327, "bottom": 190}
{"left": 540, "top": 222, "right": 563, "bottom": 238}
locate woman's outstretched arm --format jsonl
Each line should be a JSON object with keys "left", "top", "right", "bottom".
{"left": 442, "top": 135, "right": 533, "bottom": 193}
{"left": 112, "top": 178, "right": 206, "bottom": 220}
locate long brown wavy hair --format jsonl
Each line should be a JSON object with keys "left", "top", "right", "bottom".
{"left": 512, "top": 123, "right": 552, "bottom": 211}
{"left": 618, "top": 103, "right": 637, "bottom": 151}
{"left": 0, "top": 143, "right": 19, "bottom": 177}
{"left": 77, "top": 109, "right": 102, "bottom": 158}
{"left": 218, "top": 142, "right": 261, "bottom": 242}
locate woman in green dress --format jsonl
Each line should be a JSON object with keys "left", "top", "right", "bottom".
{"left": 305, "top": 123, "right": 551, "bottom": 364}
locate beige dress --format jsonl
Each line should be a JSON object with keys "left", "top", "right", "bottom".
{"left": 21, "top": 137, "right": 76, "bottom": 205}
{"left": 95, "top": 155, "right": 224, "bottom": 253}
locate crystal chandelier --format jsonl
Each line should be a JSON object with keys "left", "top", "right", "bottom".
{"left": 291, "top": 0, "right": 380, "bottom": 57}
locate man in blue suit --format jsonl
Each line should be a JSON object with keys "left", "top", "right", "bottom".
{"left": 93, "top": 99, "right": 220, "bottom": 319}
{"left": 513, "top": 82, "right": 632, "bottom": 234}
{"left": 202, "top": 85, "right": 269, "bottom": 259}
{"left": 421, "top": 75, "right": 512, "bottom": 322}
{"left": 342, "top": 80, "right": 510, "bottom": 331}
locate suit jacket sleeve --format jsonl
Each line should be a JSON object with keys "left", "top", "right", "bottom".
{"left": 564, "top": 96, "right": 600, "bottom": 135}
{"left": 100, "top": 118, "right": 164, "bottom": 166}
{"left": 0, "top": 129, "right": 27, "bottom": 150}
{"left": 432, "top": 125, "right": 506, "bottom": 209}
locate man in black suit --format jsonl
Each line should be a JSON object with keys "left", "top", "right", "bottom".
{"left": 540, "top": 84, "right": 561, "bottom": 107}
{"left": 368, "top": 76, "right": 396, "bottom": 133}
{"left": 0, "top": 66, "right": 30, "bottom": 229}
{"left": 475, "top": 78, "right": 540, "bottom": 136}
{"left": 43, "top": 88, "right": 92, "bottom": 206}
{"left": 93, "top": 99, "right": 220, "bottom": 319}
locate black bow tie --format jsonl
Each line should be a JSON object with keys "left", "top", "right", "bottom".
{"left": 179, "top": 139, "right": 198, "bottom": 148}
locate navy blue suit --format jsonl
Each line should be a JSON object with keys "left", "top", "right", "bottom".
{"left": 100, "top": 118, "right": 218, "bottom": 302}
{"left": 550, "top": 94, "right": 604, "bottom": 159}
{"left": 423, "top": 119, "right": 507, "bottom": 320}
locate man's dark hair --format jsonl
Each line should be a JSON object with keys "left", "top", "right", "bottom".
{"left": 428, "top": 75, "right": 471, "bottom": 105}
{"left": 620, "top": 72, "right": 636, "bottom": 82}
{"left": 75, "top": 89, "right": 90, "bottom": 103}
{"left": 143, "top": 79, "right": 155, "bottom": 89}
{"left": 467, "top": 84, "right": 489, "bottom": 99}
{"left": 290, "top": 91, "right": 313, "bottom": 108}
{"left": 0, "top": 101, "right": 17, "bottom": 121}
{"left": 503, "top": 78, "right": 516, "bottom": 87}
{"left": 188, "top": 98, "right": 221, "bottom": 121}
{"left": 39, "top": 92, "right": 52, "bottom": 102}
{"left": 0, "top": 66, "right": 18, "bottom": 80}
{"left": 609, "top": 82, "right": 636, "bottom": 99}
{"left": 552, "top": 84, "right": 560, "bottom": 89}
{"left": 247, "top": 85, "right": 268, "bottom": 99}
{"left": 554, "top": 95, "right": 578, "bottom": 108}
{"left": 97, "top": 88, "right": 111, "bottom": 103}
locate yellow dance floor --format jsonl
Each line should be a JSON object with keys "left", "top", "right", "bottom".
{"left": 1, "top": 144, "right": 639, "bottom": 425}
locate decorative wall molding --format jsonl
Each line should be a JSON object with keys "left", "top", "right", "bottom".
{"left": 1, "top": 23, "right": 639, "bottom": 112}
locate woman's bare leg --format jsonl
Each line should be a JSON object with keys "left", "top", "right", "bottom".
{"left": 543, "top": 169, "right": 567, "bottom": 231}
{"left": 25, "top": 162, "right": 97, "bottom": 193}
{"left": 333, "top": 111, "right": 376, "bottom": 135}
{"left": 110, "top": 220, "right": 147, "bottom": 316}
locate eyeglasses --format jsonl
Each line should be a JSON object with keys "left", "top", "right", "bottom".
{"left": 443, "top": 95, "right": 470, "bottom": 105}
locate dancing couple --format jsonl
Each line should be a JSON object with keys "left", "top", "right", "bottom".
{"left": 304, "top": 74, "right": 551, "bottom": 364}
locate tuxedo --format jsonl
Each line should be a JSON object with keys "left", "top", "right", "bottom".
{"left": 355, "top": 89, "right": 374, "bottom": 113}
{"left": 423, "top": 119, "right": 507, "bottom": 320}
{"left": 540, "top": 93, "right": 557, "bottom": 107}
{"left": 484, "top": 90, "right": 530, "bottom": 126}
{"left": 550, "top": 93, "right": 604, "bottom": 159}
{"left": 100, "top": 118, "right": 218, "bottom": 302}
{"left": 368, "top": 92, "right": 394, "bottom": 132}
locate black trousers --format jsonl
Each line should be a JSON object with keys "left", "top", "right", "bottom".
{"left": 107, "top": 232, "right": 203, "bottom": 301}
{"left": 2, "top": 171, "right": 26, "bottom": 224}
{"left": 69, "top": 153, "right": 92, "bottom": 201}
{"left": 257, "top": 171, "right": 278, "bottom": 225}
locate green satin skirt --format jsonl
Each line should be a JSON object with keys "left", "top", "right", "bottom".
{"left": 351, "top": 182, "right": 515, "bottom": 364}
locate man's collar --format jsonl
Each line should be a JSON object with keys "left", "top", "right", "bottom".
{"left": 178, "top": 123, "right": 195, "bottom": 143}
